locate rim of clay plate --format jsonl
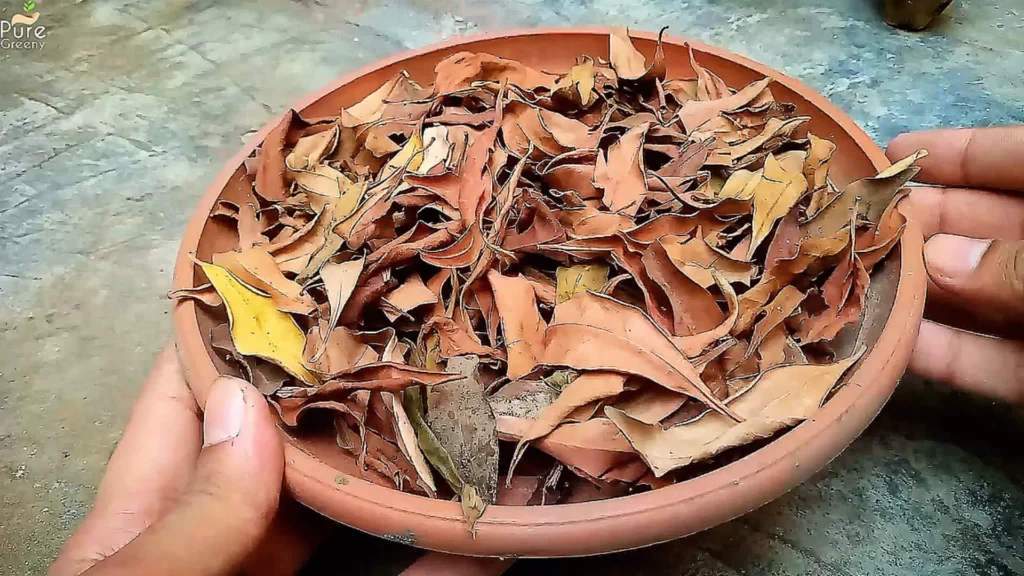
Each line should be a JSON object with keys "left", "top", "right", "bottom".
{"left": 173, "top": 27, "right": 927, "bottom": 557}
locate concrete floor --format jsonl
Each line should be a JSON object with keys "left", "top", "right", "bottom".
{"left": 1, "top": 0, "right": 1023, "bottom": 574}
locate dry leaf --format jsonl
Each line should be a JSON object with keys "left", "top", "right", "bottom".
{"left": 678, "top": 77, "right": 773, "bottom": 132}
{"left": 313, "top": 257, "right": 364, "bottom": 360}
{"left": 595, "top": 122, "right": 651, "bottom": 216}
{"left": 543, "top": 292, "right": 739, "bottom": 421}
{"left": 748, "top": 152, "right": 809, "bottom": 257}
{"left": 509, "top": 372, "right": 627, "bottom": 471}
{"left": 607, "top": 351, "right": 863, "bottom": 476}
{"left": 747, "top": 285, "right": 805, "bottom": 357}
{"left": 554, "top": 57, "right": 598, "bottom": 108}
{"left": 488, "top": 271, "right": 547, "bottom": 379}
{"left": 660, "top": 232, "right": 756, "bottom": 288}
{"left": 385, "top": 391, "right": 437, "bottom": 495}
{"left": 201, "top": 262, "right": 318, "bottom": 385}
{"left": 608, "top": 28, "right": 666, "bottom": 83}
{"left": 556, "top": 264, "right": 610, "bottom": 303}
{"left": 214, "top": 247, "right": 317, "bottom": 315}
{"left": 425, "top": 355, "right": 499, "bottom": 530}
{"left": 168, "top": 284, "right": 223, "bottom": 308}
{"left": 211, "top": 322, "right": 291, "bottom": 394}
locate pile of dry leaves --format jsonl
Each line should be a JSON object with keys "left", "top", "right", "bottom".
{"left": 174, "top": 29, "right": 925, "bottom": 528}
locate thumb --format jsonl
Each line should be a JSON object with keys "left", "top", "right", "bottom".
{"left": 84, "top": 376, "right": 284, "bottom": 576}
{"left": 925, "top": 235, "right": 1024, "bottom": 327}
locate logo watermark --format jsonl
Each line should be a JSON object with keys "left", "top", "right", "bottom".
{"left": 1, "top": 1, "right": 46, "bottom": 51}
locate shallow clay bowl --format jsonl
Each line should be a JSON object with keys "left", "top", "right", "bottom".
{"left": 173, "top": 27, "right": 926, "bottom": 558}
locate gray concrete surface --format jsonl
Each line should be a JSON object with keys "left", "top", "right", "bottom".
{"left": 1, "top": 0, "right": 1022, "bottom": 574}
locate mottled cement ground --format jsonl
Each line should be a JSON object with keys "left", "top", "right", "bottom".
{"left": 1, "top": 0, "right": 1022, "bottom": 574}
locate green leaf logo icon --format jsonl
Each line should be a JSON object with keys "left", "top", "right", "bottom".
{"left": 24, "top": 0, "right": 36, "bottom": 12}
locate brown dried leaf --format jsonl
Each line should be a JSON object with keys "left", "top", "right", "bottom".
{"left": 678, "top": 77, "right": 773, "bottom": 133}
{"left": 793, "top": 253, "right": 870, "bottom": 343}
{"left": 641, "top": 240, "right": 726, "bottom": 336}
{"left": 803, "top": 133, "right": 836, "bottom": 193}
{"left": 303, "top": 324, "right": 378, "bottom": 375}
{"left": 543, "top": 292, "right": 739, "bottom": 421}
{"left": 690, "top": 46, "right": 731, "bottom": 101}
{"left": 168, "top": 284, "right": 223, "bottom": 308}
{"left": 510, "top": 372, "right": 627, "bottom": 469}
{"left": 671, "top": 270, "right": 740, "bottom": 357}
{"left": 382, "top": 273, "right": 437, "bottom": 322}
{"left": 608, "top": 28, "right": 667, "bottom": 83}
{"left": 595, "top": 122, "right": 651, "bottom": 216}
{"left": 497, "top": 416, "right": 636, "bottom": 480}
{"left": 660, "top": 232, "right": 757, "bottom": 289}
{"left": 488, "top": 271, "right": 547, "bottom": 379}
{"left": 606, "top": 351, "right": 863, "bottom": 476}
{"left": 747, "top": 285, "right": 805, "bottom": 358}
{"left": 315, "top": 257, "right": 364, "bottom": 356}
{"left": 433, "top": 52, "right": 558, "bottom": 95}
{"left": 214, "top": 247, "right": 317, "bottom": 315}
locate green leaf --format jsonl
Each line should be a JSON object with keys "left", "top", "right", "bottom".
{"left": 23, "top": 1, "right": 35, "bottom": 13}
{"left": 402, "top": 386, "right": 464, "bottom": 494}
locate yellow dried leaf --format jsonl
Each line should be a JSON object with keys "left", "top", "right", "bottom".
{"left": 554, "top": 58, "right": 598, "bottom": 107}
{"left": 381, "top": 130, "right": 425, "bottom": 183}
{"left": 718, "top": 168, "right": 762, "bottom": 201}
{"left": 200, "top": 262, "right": 318, "bottom": 385}
{"left": 876, "top": 148, "right": 928, "bottom": 178}
{"left": 804, "top": 133, "right": 836, "bottom": 191}
{"left": 747, "top": 152, "right": 808, "bottom": 258}
{"left": 556, "top": 264, "right": 610, "bottom": 304}
{"left": 335, "top": 180, "right": 368, "bottom": 223}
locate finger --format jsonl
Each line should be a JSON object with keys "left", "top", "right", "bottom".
{"left": 49, "top": 346, "right": 202, "bottom": 576}
{"left": 239, "top": 497, "right": 335, "bottom": 576}
{"left": 83, "top": 377, "right": 284, "bottom": 576}
{"left": 924, "top": 235, "right": 1024, "bottom": 333}
{"left": 904, "top": 186, "right": 1024, "bottom": 240}
{"left": 909, "top": 320, "right": 1024, "bottom": 404}
{"left": 886, "top": 126, "right": 1024, "bottom": 192}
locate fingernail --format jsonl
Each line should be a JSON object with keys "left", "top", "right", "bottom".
{"left": 925, "top": 234, "right": 992, "bottom": 280}
{"left": 203, "top": 377, "right": 246, "bottom": 447}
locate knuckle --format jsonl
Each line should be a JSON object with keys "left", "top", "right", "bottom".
{"left": 1002, "top": 241, "right": 1024, "bottom": 297}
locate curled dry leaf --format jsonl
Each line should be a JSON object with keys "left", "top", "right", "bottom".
{"left": 169, "top": 284, "right": 223, "bottom": 308}
{"left": 608, "top": 27, "right": 666, "bottom": 83}
{"left": 186, "top": 29, "right": 925, "bottom": 520}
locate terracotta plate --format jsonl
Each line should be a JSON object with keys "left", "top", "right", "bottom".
{"left": 173, "top": 28, "right": 926, "bottom": 557}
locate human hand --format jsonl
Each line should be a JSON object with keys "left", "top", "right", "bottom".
{"left": 49, "top": 346, "right": 327, "bottom": 576}
{"left": 888, "top": 126, "right": 1024, "bottom": 403}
